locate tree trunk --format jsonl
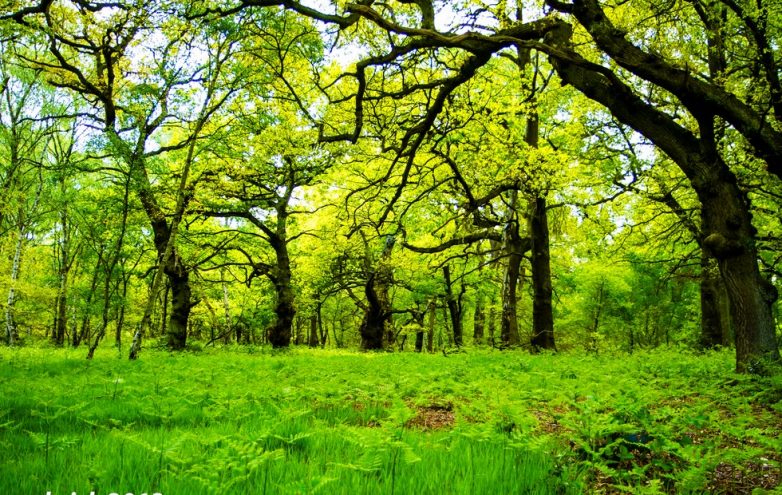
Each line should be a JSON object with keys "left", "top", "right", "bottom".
{"left": 268, "top": 242, "right": 295, "bottom": 348}
{"left": 529, "top": 196, "right": 556, "bottom": 351}
{"left": 702, "top": 187, "right": 780, "bottom": 371}
{"left": 75, "top": 261, "right": 102, "bottom": 348}
{"left": 488, "top": 306, "right": 497, "bottom": 347}
{"left": 500, "top": 229, "right": 524, "bottom": 347}
{"left": 359, "top": 236, "right": 395, "bottom": 350}
{"left": 115, "top": 277, "right": 128, "bottom": 350}
{"left": 5, "top": 180, "right": 42, "bottom": 346}
{"left": 443, "top": 265, "right": 464, "bottom": 346}
{"left": 5, "top": 230, "right": 24, "bottom": 346}
{"left": 412, "top": 307, "right": 425, "bottom": 352}
{"left": 426, "top": 300, "right": 435, "bottom": 353}
{"left": 165, "top": 266, "right": 192, "bottom": 350}
{"left": 221, "top": 270, "right": 233, "bottom": 343}
{"left": 55, "top": 214, "right": 72, "bottom": 347}
{"left": 473, "top": 292, "right": 485, "bottom": 345}
{"left": 308, "top": 314, "right": 319, "bottom": 347}
{"left": 160, "top": 281, "right": 170, "bottom": 339}
{"left": 317, "top": 302, "right": 327, "bottom": 348}
{"left": 546, "top": 33, "right": 780, "bottom": 371}
{"left": 699, "top": 253, "right": 730, "bottom": 349}
{"left": 359, "top": 272, "right": 390, "bottom": 350}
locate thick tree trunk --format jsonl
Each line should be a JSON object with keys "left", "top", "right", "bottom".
{"left": 700, "top": 253, "right": 731, "bottom": 349}
{"left": 545, "top": 32, "right": 780, "bottom": 371}
{"left": 359, "top": 272, "right": 391, "bottom": 350}
{"left": 308, "top": 314, "right": 319, "bottom": 347}
{"left": 529, "top": 196, "right": 556, "bottom": 351}
{"left": 701, "top": 180, "right": 779, "bottom": 372}
{"left": 166, "top": 267, "right": 192, "bottom": 350}
{"left": 268, "top": 242, "right": 295, "bottom": 348}
{"left": 359, "top": 237, "right": 395, "bottom": 350}
{"left": 701, "top": 199, "right": 775, "bottom": 371}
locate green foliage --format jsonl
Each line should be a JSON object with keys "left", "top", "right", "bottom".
{"left": 1, "top": 347, "right": 780, "bottom": 493}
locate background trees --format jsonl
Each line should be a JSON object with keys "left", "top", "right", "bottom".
{"left": 0, "top": 0, "right": 778, "bottom": 371}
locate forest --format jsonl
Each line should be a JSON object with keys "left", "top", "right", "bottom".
{"left": 0, "top": 0, "right": 781, "bottom": 493}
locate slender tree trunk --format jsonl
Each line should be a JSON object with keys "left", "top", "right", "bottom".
{"left": 55, "top": 275, "right": 68, "bottom": 346}
{"left": 221, "top": 270, "right": 232, "bottom": 343}
{"left": 5, "top": 178, "right": 42, "bottom": 346}
{"left": 75, "top": 261, "right": 102, "bottom": 348}
{"left": 160, "top": 281, "right": 170, "bottom": 339}
{"left": 443, "top": 265, "right": 464, "bottom": 346}
{"left": 488, "top": 306, "right": 497, "bottom": 348}
{"left": 426, "top": 300, "right": 436, "bottom": 353}
{"left": 500, "top": 228, "right": 524, "bottom": 347}
{"left": 115, "top": 277, "right": 128, "bottom": 350}
{"left": 317, "top": 302, "right": 327, "bottom": 348}
{"left": 87, "top": 280, "right": 113, "bottom": 360}
{"left": 55, "top": 206, "right": 72, "bottom": 347}
{"left": 5, "top": 230, "right": 24, "bottom": 346}
{"left": 473, "top": 292, "right": 485, "bottom": 345}
{"left": 415, "top": 330, "right": 424, "bottom": 352}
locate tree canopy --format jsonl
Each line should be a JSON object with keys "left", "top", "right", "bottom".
{"left": 0, "top": 0, "right": 780, "bottom": 372}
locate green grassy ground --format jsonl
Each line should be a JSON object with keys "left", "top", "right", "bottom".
{"left": 0, "top": 347, "right": 780, "bottom": 494}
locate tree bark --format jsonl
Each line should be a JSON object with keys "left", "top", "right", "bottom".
{"left": 500, "top": 222, "right": 527, "bottom": 347}
{"left": 488, "top": 306, "right": 497, "bottom": 347}
{"left": 473, "top": 291, "right": 485, "bottom": 345}
{"left": 529, "top": 195, "right": 556, "bottom": 351}
{"left": 5, "top": 180, "right": 42, "bottom": 346}
{"left": 699, "top": 253, "right": 730, "bottom": 349}
{"left": 359, "top": 236, "right": 395, "bottom": 350}
{"left": 443, "top": 265, "right": 464, "bottom": 346}
{"left": 426, "top": 299, "right": 435, "bottom": 352}
{"left": 5, "top": 229, "right": 24, "bottom": 346}
{"left": 221, "top": 269, "right": 232, "bottom": 343}
{"left": 115, "top": 276, "right": 128, "bottom": 350}
{"left": 308, "top": 314, "right": 319, "bottom": 347}
{"left": 55, "top": 193, "right": 73, "bottom": 347}
{"left": 268, "top": 241, "right": 296, "bottom": 348}
{"left": 75, "top": 260, "right": 102, "bottom": 347}
{"left": 166, "top": 268, "right": 192, "bottom": 350}
{"left": 545, "top": 26, "right": 780, "bottom": 372}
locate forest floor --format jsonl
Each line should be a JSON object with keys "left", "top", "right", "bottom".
{"left": 1, "top": 346, "right": 781, "bottom": 494}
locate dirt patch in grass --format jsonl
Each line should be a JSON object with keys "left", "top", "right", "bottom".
{"left": 532, "top": 409, "right": 562, "bottom": 435}
{"left": 406, "top": 402, "right": 455, "bottom": 430}
{"left": 707, "top": 460, "right": 780, "bottom": 494}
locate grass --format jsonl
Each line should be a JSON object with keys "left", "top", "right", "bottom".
{"left": 0, "top": 346, "right": 780, "bottom": 494}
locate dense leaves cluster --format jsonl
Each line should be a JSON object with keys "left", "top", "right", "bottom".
{"left": 0, "top": 0, "right": 779, "bottom": 372}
